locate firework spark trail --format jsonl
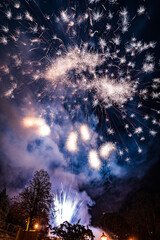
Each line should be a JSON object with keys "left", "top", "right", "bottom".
{"left": 53, "top": 189, "right": 81, "bottom": 226}
{"left": 45, "top": 48, "right": 137, "bottom": 106}
{"left": 50, "top": 186, "right": 93, "bottom": 227}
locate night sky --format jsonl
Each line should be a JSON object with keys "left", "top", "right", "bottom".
{"left": 0, "top": 0, "right": 160, "bottom": 234}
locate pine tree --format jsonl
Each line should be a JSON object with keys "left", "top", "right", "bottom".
{"left": 11, "top": 169, "right": 53, "bottom": 231}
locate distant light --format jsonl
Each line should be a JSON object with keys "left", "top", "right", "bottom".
{"left": 34, "top": 223, "right": 39, "bottom": 230}
{"left": 100, "top": 232, "right": 107, "bottom": 240}
{"left": 23, "top": 117, "right": 35, "bottom": 127}
{"left": 39, "top": 125, "right": 51, "bottom": 136}
{"left": 80, "top": 124, "right": 91, "bottom": 141}
{"left": 88, "top": 150, "right": 101, "bottom": 170}
{"left": 69, "top": 21, "right": 74, "bottom": 26}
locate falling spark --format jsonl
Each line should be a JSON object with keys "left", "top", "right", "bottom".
{"left": 39, "top": 124, "right": 51, "bottom": 137}
{"left": 99, "top": 142, "right": 116, "bottom": 159}
{"left": 23, "top": 117, "right": 51, "bottom": 136}
{"left": 66, "top": 131, "right": 78, "bottom": 152}
{"left": 80, "top": 124, "right": 91, "bottom": 141}
{"left": 88, "top": 150, "right": 101, "bottom": 170}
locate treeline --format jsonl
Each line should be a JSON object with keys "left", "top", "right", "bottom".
{"left": 0, "top": 169, "right": 53, "bottom": 238}
{"left": 0, "top": 169, "right": 94, "bottom": 240}
{"left": 95, "top": 190, "right": 160, "bottom": 240}
{"left": 2, "top": 169, "right": 160, "bottom": 240}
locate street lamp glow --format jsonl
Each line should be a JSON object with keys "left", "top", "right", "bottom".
{"left": 34, "top": 223, "right": 39, "bottom": 230}
{"left": 100, "top": 232, "right": 107, "bottom": 240}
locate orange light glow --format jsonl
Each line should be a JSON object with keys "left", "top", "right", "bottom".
{"left": 34, "top": 223, "right": 39, "bottom": 230}
{"left": 100, "top": 232, "right": 107, "bottom": 240}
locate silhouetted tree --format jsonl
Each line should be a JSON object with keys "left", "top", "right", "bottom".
{"left": 51, "top": 220, "right": 94, "bottom": 240}
{"left": 0, "top": 188, "right": 10, "bottom": 221}
{"left": 10, "top": 169, "right": 53, "bottom": 232}
{"left": 97, "top": 191, "right": 160, "bottom": 240}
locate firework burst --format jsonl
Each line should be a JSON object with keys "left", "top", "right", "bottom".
{"left": 50, "top": 187, "right": 93, "bottom": 227}
{"left": 0, "top": 0, "right": 159, "bottom": 170}
{"left": 53, "top": 189, "right": 81, "bottom": 226}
